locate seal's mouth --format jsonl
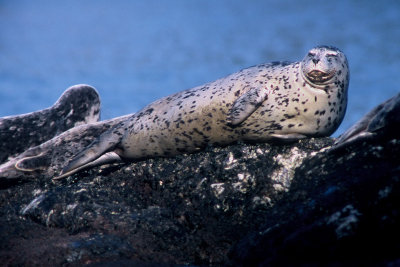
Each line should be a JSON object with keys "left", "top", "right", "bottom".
{"left": 306, "top": 70, "right": 335, "bottom": 83}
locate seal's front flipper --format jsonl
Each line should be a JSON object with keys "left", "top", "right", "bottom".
{"left": 227, "top": 86, "right": 268, "bottom": 126}
{"left": 54, "top": 151, "right": 122, "bottom": 180}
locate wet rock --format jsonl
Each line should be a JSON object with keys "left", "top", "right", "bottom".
{"left": 0, "top": 138, "right": 331, "bottom": 266}
{"left": 230, "top": 125, "right": 400, "bottom": 265}
{"left": 332, "top": 92, "right": 400, "bottom": 150}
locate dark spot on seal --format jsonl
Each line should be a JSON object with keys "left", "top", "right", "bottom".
{"left": 284, "top": 114, "right": 295, "bottom": 119}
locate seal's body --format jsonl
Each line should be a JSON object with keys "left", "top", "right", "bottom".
{"left": 60, "top": 45, "right": 349, "bottom": 178}
{"left": 0, "top": 85, "right": 100, "bottom": 164}
{"left": 0, "top": 115, "right": 130, "bottom": 180}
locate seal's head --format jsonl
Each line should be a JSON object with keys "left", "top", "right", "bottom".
{"left": 301, "top": 45, "right": 348, "bottom": 87}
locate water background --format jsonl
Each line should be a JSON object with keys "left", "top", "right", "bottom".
{"left": 1, "top": 0, "right": 399, "bottom": 136}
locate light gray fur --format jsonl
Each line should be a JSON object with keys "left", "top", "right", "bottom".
{"left": 0, "top": 84, "right": 100, "bottom": 164}
{"left": 0, "top": 115, "right": 129, "bottom": 180}
{"left": 59, "top": 45, "right": 349, "bottom": 179}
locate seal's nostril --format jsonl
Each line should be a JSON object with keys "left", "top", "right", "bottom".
{"left": 312, "top": 58, "right": 319, "bottom": 64}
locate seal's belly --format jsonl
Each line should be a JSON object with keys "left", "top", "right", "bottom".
{"left": 120, "top": 86, "right": 242, "bottom": 158}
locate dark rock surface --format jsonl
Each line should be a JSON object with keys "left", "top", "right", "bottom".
{"left": 333, "top": 92, "right": 400, "bottom": 150}
{"left": 231, "top": 136, "right": 400, "bottom": 266}
{"left": 0, "top": 138, "right": 330, "bottom": 266}
{"left": 1, "top": 111, "right": 400, "bottom": 266}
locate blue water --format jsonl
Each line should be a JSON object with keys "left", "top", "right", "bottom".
{"left": 1, "top": 0, "right": 399, "bottom": 136}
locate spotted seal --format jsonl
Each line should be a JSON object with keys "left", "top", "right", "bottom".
{"left": 0, "top": 84, "right": 100, "bottom": 164}
{"left": 0, "top": 46, "right": 349, "bottom": 180}
{"left": 54, "top": 45, "right": 348, "bottom": 179}
{"left": 0, "top": 115, "right": 129, "bottom": 181}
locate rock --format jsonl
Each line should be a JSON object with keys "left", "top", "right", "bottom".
{"left": 0, "top": 138, "right": 331, "bottom": 266}
{"left": 332, "top": 92, "right": 400, "bottom": 150}
{"left": 230, "top": 116, "right": 400, "bottom": 265}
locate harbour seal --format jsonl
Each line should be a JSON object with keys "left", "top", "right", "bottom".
{"left": 332, "top": 92, "right": 400, "bottom": 150}
{"left": 57, "top": 45, "right": 349, "bottom": 179}
{"left": 0, "top": 115, "right": 129, "bottom": 182}
{"left": 0, "top": 84, "right": 100, "bottom": 164}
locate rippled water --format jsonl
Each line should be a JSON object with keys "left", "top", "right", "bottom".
{"left": 1, "top": 0, "right": 399, "bottom": 136}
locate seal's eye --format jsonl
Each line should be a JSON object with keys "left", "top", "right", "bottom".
{"left": 326, "top": 53, "right": 337, "bottom": 63}
{"left": 308, "top": 52, "right": 316, "bottom": 57}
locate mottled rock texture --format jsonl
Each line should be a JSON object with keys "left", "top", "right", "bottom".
{"left": 231, "top": 136, "right": 400, "bottom": 266}
{"left": 1, "top": 138, "right": 330, "bottom": 266}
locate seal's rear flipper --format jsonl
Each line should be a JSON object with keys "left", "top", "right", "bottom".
{"left": 54, "top": 151, "right": 122, "bottom": 180}
{"left": 58, "top": 128, "right": 124, "bottom": 179}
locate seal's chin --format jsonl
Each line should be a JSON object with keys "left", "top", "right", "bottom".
{"left": 306, "top": 70, "right": 335, "bottom": 84}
